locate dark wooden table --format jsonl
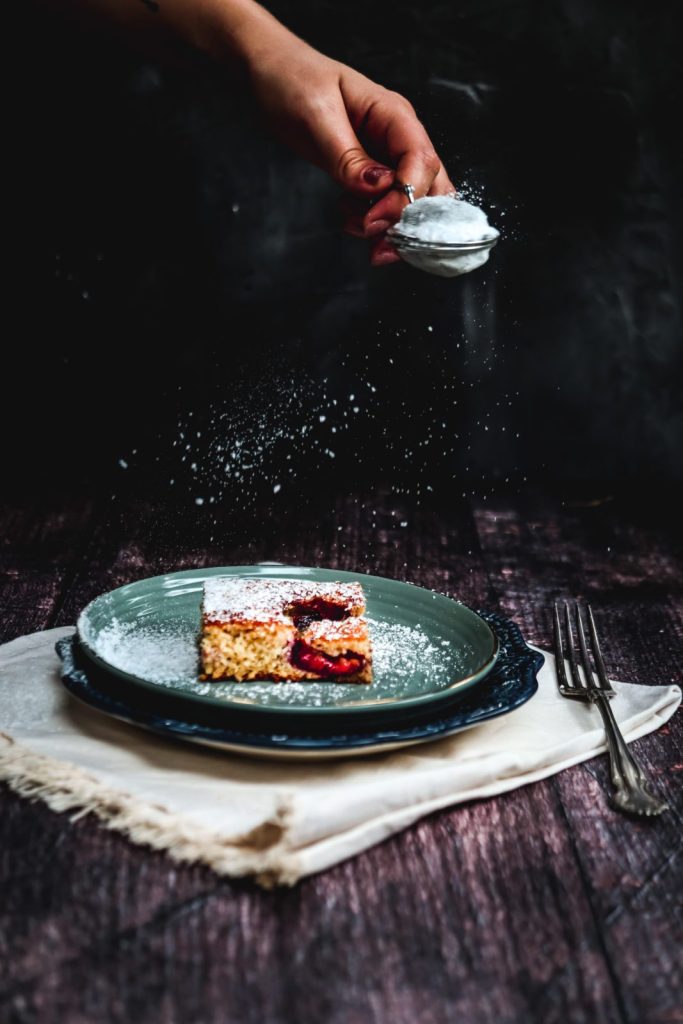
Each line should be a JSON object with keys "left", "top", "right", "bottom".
{"left": 1, "top": 489, "right": 681, "bottom": 1024}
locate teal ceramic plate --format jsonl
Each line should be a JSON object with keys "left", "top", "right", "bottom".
{"left": 77, "top": 565, "right": 498, "bottom": 723}
{"left": 58, "top": 614, "right": 541, "bottom": 760}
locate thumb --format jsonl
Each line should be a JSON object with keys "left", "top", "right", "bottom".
{"left": 333, "top": 145, "right": 395, "bottom": 197}
{"left": 314, "top": 106, "right": 395, "bottom": 196}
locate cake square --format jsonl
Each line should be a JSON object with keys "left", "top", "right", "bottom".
{"left": 199, "top": 579, "right": 373, "bottom": 683}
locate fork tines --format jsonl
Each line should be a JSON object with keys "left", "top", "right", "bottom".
{"left": 553, "top": 601, "right": 616, "bottom": 700}
{"left": 552, "top": 599, "right": 668, "bottom": 816}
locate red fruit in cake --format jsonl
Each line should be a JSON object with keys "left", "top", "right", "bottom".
{"left": 200, "top": 579, "right": 372, "bottom": 683}
{"left": 288, "top": 598, "right": 350, "bottom": 631}
{"left": 290, "top": 640, "right": 364, "bottom": 678}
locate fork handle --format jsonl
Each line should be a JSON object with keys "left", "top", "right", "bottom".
{"left": 590, "top": 691, "right": 667, "bottom": 815}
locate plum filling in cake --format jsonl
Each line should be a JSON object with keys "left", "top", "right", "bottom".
{"left": 200, "top": 579, "right": 373, "bottom": 683}
{"left": 287, "top": 598, "right": 350, "bottom": 632}
{"left": 287, "top": 599, "right": 363, "bottom": 676}
{"left": 289, "top": 639, "right": 365, "bottom": 677}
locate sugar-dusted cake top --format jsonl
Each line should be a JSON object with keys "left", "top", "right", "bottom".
{"left": 300, "top": 616, "right": 369, "bottom": 644}
{"left": 202, "top": 578, "right": 366, "bottom": 624}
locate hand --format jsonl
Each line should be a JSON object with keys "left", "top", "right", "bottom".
{"left": 246, "top": 32, "right": 455, "bottom": 265}
{"left": 60, "top": 0, "right": 453, "bottom": 265}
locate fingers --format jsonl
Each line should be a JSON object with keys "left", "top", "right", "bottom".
{"left": 332, "top": 73, "right": 456, "bottom": 263}
{"left": 341, "top": 163, "right": 456, "bottom": 242}
{"left": 335, "top": 146, "right": 395, "bottom": 197}
{"left": 311, "top": 95, "right": 397, "bottom": 199}
{"left": 340, "top": 195, "right": 399, "bottom": 262}
{"left": 342, "top": 197, "right": 398, "bottom": 264}
{"left": 361, "top": 97, "right": 453, "bottom": 234}
{"left": 340, "top": 195, "right": 369, "bottom": 238}
{"left": 428, "top": 163, "right": 457, "bottom": 197}
{"left": 369, "top": 236, "right": 400, "bottom": 267}
{"left": 363, "top": 156, "right": 455, "bottom": 266}
{"left": 340, "top": 194, "right": 393, "bottom": 240}
{"left": 364, "top": 146, "right": 445, "bottom": 230}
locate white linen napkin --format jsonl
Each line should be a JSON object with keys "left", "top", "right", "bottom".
{"left": 1, "top": 627, "right": 679, "bottom": 886}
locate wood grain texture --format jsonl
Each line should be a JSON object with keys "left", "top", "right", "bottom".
{"left": 0, "top": 499, "right": 96, "bottom": 644}
{"left": 1, "top": 491, "right": 681, "bottom": 1024}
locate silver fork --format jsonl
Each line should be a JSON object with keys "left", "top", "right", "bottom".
{"left": 553, "top": 602, "right": 668, "bottom": 817}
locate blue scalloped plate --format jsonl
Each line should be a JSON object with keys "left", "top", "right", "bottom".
{"left": 57, "top": 612, "right": 542, "bottom": 760}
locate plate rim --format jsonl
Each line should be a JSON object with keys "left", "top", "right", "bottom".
{"left": 76, "top": 564, "right": 499, "bottom": 719}
{"left": 58, "top": 611, "right": 542, "bottom": 760}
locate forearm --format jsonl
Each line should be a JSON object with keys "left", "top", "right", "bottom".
{"left": 48, "top": 0, "right": 453, "bottom": 264}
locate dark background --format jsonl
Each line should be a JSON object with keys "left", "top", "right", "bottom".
{"left": 4, "top": 6, "right": 683, "bottom": 1017}
{"left": 7, "top": 0, "right": 682, "bottom": 507}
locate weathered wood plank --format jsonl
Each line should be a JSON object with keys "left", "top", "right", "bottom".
{"left": 0, "top": 788, "right": 219, "bottom": 996}
{"left": 472, "top": 495, "right": 683, "bottom": 1024}
{"left": 1, "top": 784, "right": 624, "bottom": 1024}
{"left": 2, "top": 491, "right": 680, "bottom": 1024}
{"left": 0, "top": 499, "right": 96, "bottom": 644}
{"left": 52, "top": 491, "right": 495, "bottom": 626}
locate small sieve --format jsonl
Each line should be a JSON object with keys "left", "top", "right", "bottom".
{"left": 387, "top": 184, "right": 500, "bottom": 277}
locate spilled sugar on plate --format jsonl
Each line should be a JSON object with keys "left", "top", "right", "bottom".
{"left": 75, "top": 565, "right": 499, "bottom": 721}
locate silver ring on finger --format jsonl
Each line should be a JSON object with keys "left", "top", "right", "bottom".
{"left": 394, "top": 181, "right": 416, "bottom": 204}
